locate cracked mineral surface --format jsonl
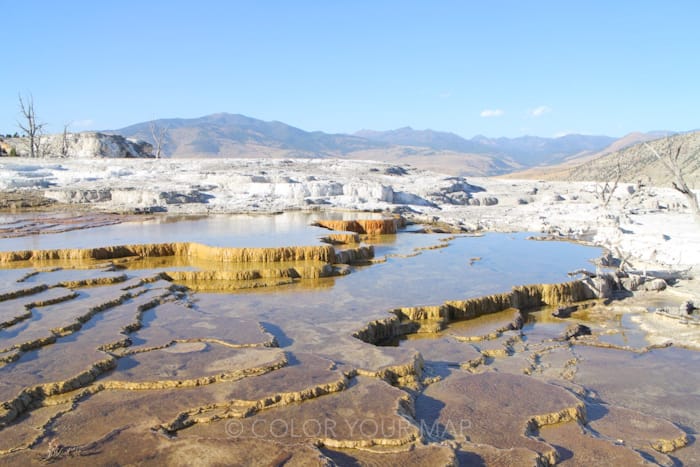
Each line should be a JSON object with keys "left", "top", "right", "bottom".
{"left": 0, "top": 211, "right": 698, "bottom": 466}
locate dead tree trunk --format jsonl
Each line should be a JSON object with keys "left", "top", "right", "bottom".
{"left": 643, "top": 140, "right": 700, "bottom": 222}
{"left": 18, "top": 94, "right": 46, "bottom": 158}
{"left": 149, "top": 122, "right": 168, "bottom": 159}
{"left": 595, "top": 160, "right": 622, "bottom": 208}
{"left": 60, "top": 123, "right": 71, "bottom": 157}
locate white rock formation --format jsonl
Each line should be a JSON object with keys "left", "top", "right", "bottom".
{"left": 2, "top": 132, "right": 153, "bottom": 159}
{"left": 0, "top": 156, "right": 698, "bottom": 270}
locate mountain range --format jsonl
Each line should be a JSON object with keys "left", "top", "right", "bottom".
{"left": 112, "top": 113, "right": 669, "bottom": 177}
{"left": 355, "top": 127, "right": 618, "bottom": 166}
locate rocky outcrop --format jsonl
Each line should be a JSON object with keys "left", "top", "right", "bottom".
{"left": 163, "top": 264, "right": 340, "bottom": 283}
{"left": 313, "top": 218, "right": 401, "bottom": 235}
{"left": 334, "top": 246, "right": 375, "bottom": 264}
{"left": 0, "top": 242, "right": 374, "bottom": 297}
{"left": 354, "top": 351, "right": 425, "bottom": 387}
{"left": 321, "top": 233, "right": 360, "bottom": 244}
{"left": 44, "top": 188, "right": 214, "bottom": 206}
{"left": 2, "top": 132, "right": 154, "bottom": 159}
{"left": 0, "top": 140, "right": 14, "bottom": 156}
{"left": 558, "top": 324, "right": 593, "bottom": 341}
{"left": 0, "top": 242, "right": 374, "bottom": 265}
{"left": 511, "top": 280, "right": 596, "bottom": 308}
{"left": 354, "top": 279, "right": 599, "bottom": 345}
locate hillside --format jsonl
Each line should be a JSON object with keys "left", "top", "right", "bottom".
{"left": 513, "top": 131, "right": 700, "bottom": 187}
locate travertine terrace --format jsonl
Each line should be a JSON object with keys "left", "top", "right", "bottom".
{"left": 0, "top": 158, "right": 698, "bottom": 465}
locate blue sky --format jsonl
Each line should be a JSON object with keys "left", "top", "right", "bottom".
{"left": 2, "top": 1, "right": 698, "bottom": 138}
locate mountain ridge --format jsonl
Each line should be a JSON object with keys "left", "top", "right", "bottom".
{"left": 355, "top": 127, "right": 618, "bottom": 166}
{"left": 110, "top": 112, "right": 671, "bottom": 177}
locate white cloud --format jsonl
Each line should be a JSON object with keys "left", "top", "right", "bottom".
{"left": 438, "top": 91, "right": 452, "bottom": 99}
{"left": 529, "top": 105, "right": 552, "bottom": 117}
{"left": 480, "top": 109, "right": 504, "bottom": 118}
{"left": 553, "top": 130, "right": 573, "bottom": 137}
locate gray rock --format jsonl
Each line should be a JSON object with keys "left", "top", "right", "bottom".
{"left": 507, "top": 310, "right": 525, "bottom": 331}
{"left": 443, "top": 177, "right": 485, "bottom": 194}
{"left": 621, "top": 274, "right": 645, "bottom": 291}
{"left": 584, "top": 274, "right": 616, "bottom": 298}
{"left": 680, "top": 301, "right": 695, "bottom": 315}
{"left": 159, "top": 190, "right": 213, "bottom": 205}
{"left": 384, "top": 166, "right": 408, "bottom": 176}
{"left": 552, "top": 305, "right": 577, "bottom": 318}
{"left": 44, "top": 189, "right": 112, "bottom": 203}
{"left": 642, "top": 278, "right": 667, "bottom": 292}
{"left": 560, "top": 324, "right": 592, "bottom": 341}
{"left": 447, "top": 192, "right": 471, "bottom": 205}
{"left": 479, "top": 196, "right": 499, "bottom": 206}
{"left": 598, "top": 251, "right": 620, "bottom": 267}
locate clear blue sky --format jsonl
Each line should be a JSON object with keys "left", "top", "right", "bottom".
{"left": 2, "top": 1, "right": 698, "bottom": 138}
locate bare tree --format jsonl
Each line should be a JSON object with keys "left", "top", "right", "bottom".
{"left": 17, "top": 94, "right": 46, "bottom": 158}
{"left": 149, "top": 122, "right": 168, "bottom": 159}
{"left": 643, "top": 140, "right": 700, "bottom": 222}
{"left": 60, "top": 122, "right": 71, "bottom": 157}
{"left": 594, "top": 160, "right": 622, "bottom": 208}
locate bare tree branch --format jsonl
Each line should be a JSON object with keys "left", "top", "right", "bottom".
{"left": 149, "top": 122, "right": 168, "bottom": 159}
{"left": 594, "top": 159, "right": 622, "bottom": 208}
{"left": 643, "top": 140, "right": 700, "bottom": 222}
{"left": 17, "top": 93, "right": 46, "bottom": 158}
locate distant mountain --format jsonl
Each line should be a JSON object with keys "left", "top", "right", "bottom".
{"left": 111, "top": 113, "right": 683, "bottom": 178}
{"left": 594, "top": 131, "right": 670, "bottom": 155}
{"left": 355, "top": 127, "right": 484, "bottom": 153}
{"left": 114, "top": 113, "right": 385, "bottom": 158}
{"left": 356, "top": 127, "right": 616, "bottom": 166}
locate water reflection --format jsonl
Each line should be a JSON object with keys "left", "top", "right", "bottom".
{"left": 0, "top": 211, "right": 387, "bottom": 251}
